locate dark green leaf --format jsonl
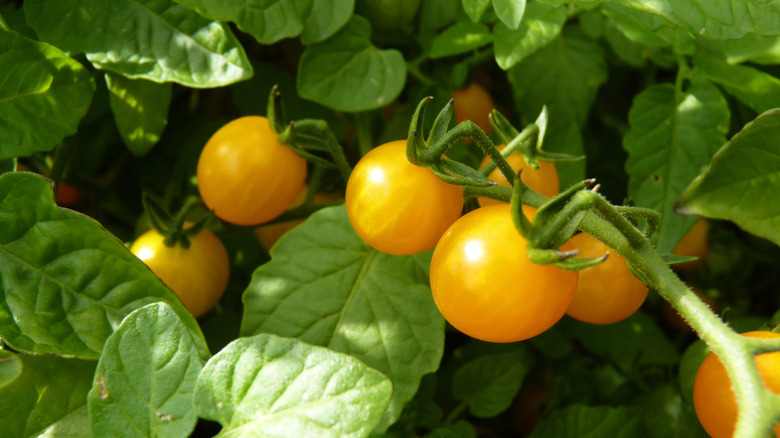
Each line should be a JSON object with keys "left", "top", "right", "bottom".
{"left": 462, "top": 0, "right": 491, "bottom": 23}
{"left": 241, "top": 205, "right": 444, "bottom": 431}
{"left": 194, "top": 333, "right": 392, "bottom": 438}
{"left": 508, "top": 27, "right": 606, "bottom": 188}
{"left": 602, "top": 3, "right": 678, "bottom": 48}
{"left": 105, "top": 72, "right": 172, "bottom": 156}
{"left": 492, "top": 0, "right": 525, "bottom": 30}
{"left": 0, "top": 353, "right": 95, "bottom": 438}
{"left": 24, "top": 0, "right": 252, "bottom": 88}
{"left": 624, "top": 78, "right": 729, "bottom": 253}
{"left": 695, "top": 56, "right": 780, "bottom": 114}
{"left": 637, "top": 384, "right": 708, "bottom": 438}
{"left": 677, "top": 109, "right": 780, "bottom": 246}
{"left": 430, "top": 21, "right": 492, "bottom": 59}
{"left": 173, "top": 0, "right": 353, "bottom": 45}
{"left": 529, "top": 404, "right": 643, "bottom": 438}
{"left": 493, "top": 2, "right": 566, "bottom": 70}
{"left": 87, "top": 303, "right": 201, "bottom": 438}
{"left": 0, "top": 349, "right": 21, "bottom": 388}
{"left": 717, "top": 33, "right": 780, "bottom": 65}
{"left": 297, "top": 16, "right": 406, "bottom": 112}
{"left": 0, "top": 29, "right": 94, "bottom": 160}
{"left": 427, "top": 421, "right": 477, "bottom": 438}
{"left": 419, "top": 0, "right": 458, "bottom": 30}
{"left": 0, "top": 172, "right": 209, "bottom": 359}
{"left": 452, "top": 351, "right": 532, "bottom": 418}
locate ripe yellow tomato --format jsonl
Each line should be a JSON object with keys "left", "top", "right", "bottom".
{"left": 197, "top": 116, "right": 307, "bottom": 226}
{"left": 345, "top": 140, "right": 464, "bottom": 255}
{"left": 453, "top": 82, "right": 494, "bottom": 138}
{"left": 693, "top": 331, "right": 780, "bottom": 438}
{"left": 477, "top": 145, "right": 559, "bottom": 206}
{"left": 130, "top": 227, "right": 230, "bottom": 318}
{"left": 430, "top": 204, "right": 578, "bottom": 342}
{"left": 565, "top": 233, "right": 648, "bottom": 325}
{"left": 672, "top": 218, "right": 710, "bottom": 270}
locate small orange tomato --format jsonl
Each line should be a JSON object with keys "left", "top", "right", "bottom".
{"left": 565, "top": 233, "right": 648, "bottom": 325}
{"left": 693, "top": 331, "right": 780, "bottom": 438}
{"left": 453, "top": 82, "right": 494, "bottom": 138}
{"left": 672, "top": 218, "right": 710, "bottom": 270}
{"left": 477, "top": 145, "right": 559, "bottom": 206}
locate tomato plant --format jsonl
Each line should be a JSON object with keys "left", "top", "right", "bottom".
{"left": 197, "top": 116, "right": 307, "bottom": 226}
{"left": 693, "top": 331, "right": 780, "bottom": 438}
{"left": 430, "top": 204, "right": 578, "bottom": 343}
{"left": 565, "top": 232, "right": 648, "bottom": 325}
{"left": 477, "top": 145, "right": 559, "bottom": 206}
{"left": 672, "top": 218, "right": 710, "bottom": 270}
{"left": 453, "top": 82, "right": 494, "bottom": 138}
{"left": 345, "top": 140, "right": 463, "bottom": 255}
{"left": 130, "top": 226, "right": 230, "bottom": 318}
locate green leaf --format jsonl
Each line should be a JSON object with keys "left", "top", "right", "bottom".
{"left": 241, "top": 205, "right": 444, "bottom": 431}
{"left": 462, "top": 0, "right": 491, "bottom": 23}
{"left": 87, "top": 303, "right": 201, "bottom": 438}
{"left": 529, "top": 404, "right": 643, "bottom": 438}
{"left": 610, "top": 0, "right": 780, "bottom": 40}
{"left": 194, "top": 333, "right": 392, "bottom": 438}
{"left": 0, "top": 172, "right": 209, "bottom": 360}
{"left": 24, "top": 0, "right": 252, "bottom": 88}
{"left": 0, "top": 349, "right": 22, "bottom": 388}
{"left": 493, "top": 2, "right": 566, "bottom": 70}
{"left": 624, "top": 78, "right": 729, "bottom": 253}
{"left": 0, "top": 29, "right": 95, "bottom": 160}
{"left": 427, "top": 421, "right": 477, "bottom": 438}
{"left": 602, "top": 3, "right": 678, "bottom": 48}
{"left": 0, "top": 353, "right": 95, "bottom": 438}
{"left": 452, "top": 351, "right": 532, "bottom": 418}
{"left": 172, "top": 0, "right": 353, "bottom": 45}
{"left": 695, "top": 56, "right": 780, "bottom": 114}
{"left": 603, "top": 17, "right": 648, "bottom": 67}
{"left": 717, "top": 33, "right": 780, "bottom": 65}
{"left": 297, "top": 16, "right": 406, "bottom": 112}
{"left": 637, "top": 384, "right": 708, "bottom": 438}
{"left": 508, "top": 27, "right": 606, "bottom": 188}
{"left": 420, "top": 0, "right": 458, "bottom": 30}
{"left": 430, "top": 21, "right": 492, "bottom": 59}
{"left": 677, "top": 109, "right": 780, "bottom": 246}
{"left": 105, "top": 72, "right": 172, "bottom": 156}
{"left": 559, "top": 311, "right": 680, "bottom": 370}
{"left": 492, "top": 0, "right": 525, "bottom": 30}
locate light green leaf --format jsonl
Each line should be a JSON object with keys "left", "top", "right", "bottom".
{"left": 452, "top": 351, "right": 532, "bottom": 418}
{"left": 0, "top": 349, "right": 21, "bottom": 388}
{"left": 87, "top": 303, "right": 201, "bottom": 438}
{"left": 624, "top": 78, "right": 729, "bottom": 252}
{"left": 462, "top": 0, "right": 491, "bottom": 23}
{"left": 0, "top": 29, "right": 95, "bottom": 160}
{"left": 492, "top": 0, "right": 525, "bottom": 30}
{"left": 695, "top": 56, "right": 780, "bottom": 114}
{"left": 603, "top": 17, "right": 647, "bottom": 67}
{"left": 297, "top": 16, "right": 406, "bottom": 112}
{"left": 105, "top": 72, "right": 172, "bottom": 156}
{"left": 241, "top": 205, "right": 444, "bottom": 431}
{"left": 0, "top": 172, "right": 209, "bottom": 360}
{"left": 718, "top": 33, "right": 780, "bottom": 65}
{"left": 493, "top": 2, "right": 566, "bottom": 70}
{"left": 173, "top": 0, "right": 353, "bottom": 45}
{"left": 602, "top": 3, "right": 678, "bottom": 48}
{"left": 24, "top": 0, "right": 252, "bottom": 88}
{"left": 678, "top": 109, "right": 780, "bottom": 246}
{"left": 529, "top": 405, "right": 643, "bottom": 438}
{"left": 430, "top": 21, "right": 492, "bottom": 59}
{"left": 508, "top": 27, "right": 606, "bottom": 188}
{"left": 194, "top": 333, "right": 392, "bottom": 438}
{"left": 0, "top": 353, "right": 95, "bottom": 438}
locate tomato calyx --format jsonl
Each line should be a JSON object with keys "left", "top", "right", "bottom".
{"left": 143, "top": 193, "right": 212, "bottom": 249}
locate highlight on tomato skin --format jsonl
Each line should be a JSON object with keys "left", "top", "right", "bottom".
{"left": 345, "top": 140, "right": 464, "bottom": 256}
{"left": 429, "top": 204, "right": 579, "bottom": 343}
{"left": 196, "top": 116, "right": 307, "bottom": 226}
{"left": 477, "top": 145, "right": 559, "bottom": 207}
{"left": 693, "top": 331, "right": 780, "bottom": 438}
{"left": 565, "top": 232, "right": 648, "bottom": 325}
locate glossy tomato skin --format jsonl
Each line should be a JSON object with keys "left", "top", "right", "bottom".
{"left": 453, "top": 82, "right": 494, "bottom": 137}
{"left": 478, "top": 145, "right": 559, "bottom": 207}
{"left": 672, "top": 218, "right": 709, "bottom": 270}
{"left": 346, "top": 140, "right": 464, "bottom": 255}
{"left": 197, "top": 116, "right": 307, "bottom": 226}
{"left": 130, "top": 227, "right": 230, "bottom": 318}
{"left": 693, "top": 331, "right": 780, "bottom": 438}
{"left": 565, "top": 233, "right": 648, "bottom": 324}
{"left": 430, "top": 204, "right": 578, "bottom": 343}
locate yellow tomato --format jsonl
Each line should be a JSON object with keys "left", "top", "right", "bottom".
{"left": 477, "top": 145, "right": 559, "bottom": 206}
{"left": 672, "top": 218, "right": 710, "bottom": 270}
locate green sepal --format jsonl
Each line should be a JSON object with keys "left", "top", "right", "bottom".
{"left": 533, "top": 179, "right": 597, "bottom": 231}
{"left": 267, "top": 84, "right": 286, "bottom": 134}
{"left": 527, "top": 247, "right": 581, "bottom": 265}
{"left": 289, "top": 145, "right": 337, "bottom": 169}
{"left": 534, "top": 105, "right": 549, "bottom": 152}
{"left": 430, "top": 158, "right": 496, "bottom": 187}
{"left": 627, "top": 262, "right": 652, "bottom": 288}
{"left": 427, "top": 99, "right": 455, "bottom": 147}
{"left": 553, "top": 253, "right": 609, "bottom": 271}
{"left": 510, "top": 173, "right": 534, "bottom": 239}
{"left": 489, "top": 110, "right": 520, "bottom": 145}
{"left": 180, "top": 211, "right": 214, "bottom": 240}
{"left": 660, "top": 253, "right": 700, "bottom": 266}
{"left": 407, "top": 97, "right": 433, "bottom": 165}
{"left": 142, "top": 192, "right": 174, "bottom": 237}
{"left": 536, "top": 151, "right": 585, "bottom": 163}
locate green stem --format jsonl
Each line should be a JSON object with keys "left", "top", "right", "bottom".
{"left": 443, "top": 401, "right": 469, "bottom": 425}
{"left": 480, "top": 123, "right": 538, "bottom": 177}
